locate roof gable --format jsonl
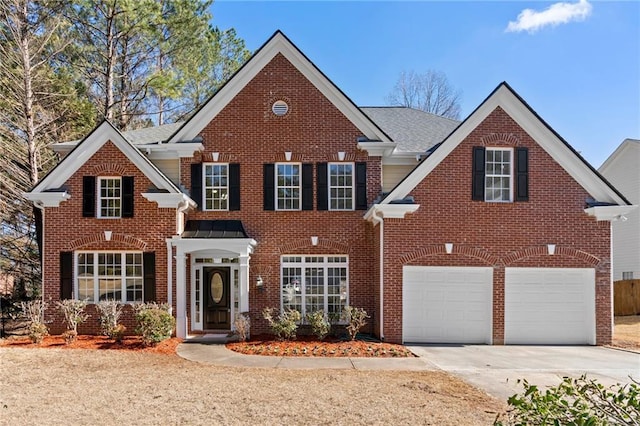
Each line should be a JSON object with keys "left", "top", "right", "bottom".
{"left": 380, "top": 82, "right": 630, "bottom": 207}
{"left": 167, "top": 30, "right": 391, "bottom": 144}
{"left": 30, "top": 121, "right": 181, "bottom": 194}
{"left": 599, "top": 138, "right": 640, "bottom": 174}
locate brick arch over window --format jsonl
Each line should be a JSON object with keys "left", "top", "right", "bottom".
{"left": 502, "top": 246, "right": 601, "bottom": 267}
{"left": 89, "top": 163, "right": 128, "bottom": 176}
{"left": 400, "top": 244, "right": 499, "bottom": 266}
{"left": 68, "top": 233, "right": 148, "bottom": 251}
{"left": 277, "top": 238, "right": 350, "bottom": 254}
{"left": 479, "top": 132, "right": 521, "bottom": 147}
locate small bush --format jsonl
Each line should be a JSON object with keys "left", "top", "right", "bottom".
{"left": 305, "top": 310, "right": 330, "bottom": 340}
{"left": 56, "top": 299, "right": 89, "bottom": 343}
{"left": 342, "top": 306, "right": 369, "bottom": 341}
{"left": 134, "top": 303, "right": 175, "bottom": 346}
{"left": 494, "top": 375, "right": 640, "bottom": 425}
{"left": 262, "top": 307, "right": 301, "bottom": 340}
{"left": 96, "top": 300, "right": 125, "bottom": 340}
{"left": 20, "top": 300, "right": 48, "bottom": 344}
{"left": 234, "top": 312, "right": 251, "bottom": 342}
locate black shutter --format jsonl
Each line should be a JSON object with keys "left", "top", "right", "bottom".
{"left": 515, "top": 147, "right": 529, "bottom": 202}
{"left": 229, "top": 163, "right": 240, "bottom": 211}
{"left": 60, "top": 252, "right": 73, "bottom": 300}
{"left": 82, "top": 176, "right": 96, "bottom": 217}
{"left": 143, "top": 252, "right": 156, "bottom": 303}
{"left": 355, "top": 162, "right": 367, "bottom": 210}
{"left": 302, "top": 163, "right": 313, "bottom": 211}
{"left": 472, "top": 147, "right": 486, "bottom": 201}
{"left": 121, "top": 176, "right": 134, "bottom": 217}
{"left": 191, "top": 163, "right": 202, "bottom": 209}
{"left": 316, "top": 162, "right": 328, "bottom": 211}
{"left": 263, "top": 163, "right": 275, "bottom": 210}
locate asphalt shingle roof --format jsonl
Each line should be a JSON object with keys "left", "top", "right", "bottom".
{"left": 361, "top": 107, "right": 460, "bottom": 152}
{"left": 122, "top": 122, "right": 184, "bottom": 144}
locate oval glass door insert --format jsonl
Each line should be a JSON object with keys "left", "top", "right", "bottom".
{"left": 211, "top": 273, "right": 224, "bottom": 303}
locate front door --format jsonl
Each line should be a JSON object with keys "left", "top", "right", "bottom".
{"left": 203, "top": 267, "right": 231, "bottom": 329}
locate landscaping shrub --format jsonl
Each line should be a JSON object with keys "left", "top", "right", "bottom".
{"left": 56, "top": 299, "right": 89, "bottom": 343}
{"left": 262, "top": 307, "right": 301, "bottom": 340}
{"left": 342, "top": 306, "right": 369, "bottom": 341}
{"left": 494, "top": 375, "right": 640, "bottom": 425}
{"left": 134, "top": 303, "right": 175, "bottom": 346}
{"left": 234, "top": 312, "right": 251, "bottom": 342}
{"left": 20, "top": 299, "right": 48, "bottom": 343}
{"left": 305, "top": 310, "right": 330, "bottom": 340}
{"left": 96, "top": 300, "right": 125, "bottom": 341}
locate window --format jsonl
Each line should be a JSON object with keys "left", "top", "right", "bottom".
{"left": 485, "top": 148, "right": 512, "bottom": 202}
{"left": 623, "top": 272, "right": 634, "bottom": 280}
{"left": 281, "top": 255, "right": 348, "bottom": 318}
{"left": 276, "top": 163, "right": 301, "bottom": 210}
{"left": 203, "top": 164, "right": 228, "bottom": 210}
{"left": 329, "top": 163, "right": 354, "bottom": 210}
{"left": 98, "top": 177, "right": 121, "bottom": 217}
{"left": 76, "top": 251, "right": 143, "bottom": 303}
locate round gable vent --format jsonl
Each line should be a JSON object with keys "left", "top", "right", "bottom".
{"left": 272, "top": 100, "right": 289, "bottom": 116}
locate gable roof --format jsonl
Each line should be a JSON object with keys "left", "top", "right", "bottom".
{"left": 379, "top": 82, "right": 631, "bottom": 207}
{"left": 30, "top": 120, "right": 182, "bottom": 194}
{"left": 361, "top": 107, "right": 459, "bottom": 152}
{"left": 599, "top": 138, "right": 640, "bottom": 174}
{"left": 167, "top": 30, "right": 392, "bottom": 144}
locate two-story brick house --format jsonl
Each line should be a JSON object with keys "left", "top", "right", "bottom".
{"left": 26, "top": 31, "right": 633, "bottom": 345}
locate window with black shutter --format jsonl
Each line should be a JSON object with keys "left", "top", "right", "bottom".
{"left": 191, "top": 163, "right": 203, "bottom": 209}
{"left": 263, "top": 163, "right": 275, "bottom": 210}
{"left": 355, "top": 162, "right": 367, "bottom": 210}
{"left": 515, "top": 147, "right": 529, "bottom": 202}
{"left": 121, "top": 176, "right": 134, "bottom": 217}
{"left": 60, "top": 251, "right": 73, "bottom": 300}
{"left": 229, "top": 163, "right": 240, "bottom": 211}
{"left": 316, "top": 162, "right": 328, "bottom": 211}
{"left": 82, "top": 176, "right": 96, "bottom": 217}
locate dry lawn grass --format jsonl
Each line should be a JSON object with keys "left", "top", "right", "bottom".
{"left": 613, "top": 315, "right": 640, "bottom": 352}
{"left": 0, "top": 347, "right": 504, "bottom": 425}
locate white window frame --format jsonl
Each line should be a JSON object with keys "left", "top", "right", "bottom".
{"left": 280, "top": 255, "right": 349, "bottom": 319}
{"left": 75, "top": 251, "right": 143, "bottom": 303}
{"left": 485, "top": 148, "right": 513, "bottom": 202}
{"left": 203, "top": 163, "right": 229, "bottom": 211}
{"left": 98, "top": 177, "right": 122, "bottom": 218}
{"left": 276, "top": 163, "right": 301, "bottom": 211}
{"left": 328, "top": 162, "right": 354, "bottom": 211}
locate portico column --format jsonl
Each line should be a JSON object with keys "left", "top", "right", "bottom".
{"left": 175, "top": 251, "right": 187, "bottom": 339}
{"left": 239, "top": 254, "right": 250, "bottom": 314}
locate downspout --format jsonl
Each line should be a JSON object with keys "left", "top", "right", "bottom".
{"left": 33, "top": 201, "right": 45, "bottom": 313}
{"left": 371, "top": 207, "right": 384, "bottom": 341}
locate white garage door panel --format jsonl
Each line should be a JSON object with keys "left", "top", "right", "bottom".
{"left": 403, "top": 266, "right": 493, "bottom": 344}
{"left": 505, "top": 268, "right": 595, "bottom": 345}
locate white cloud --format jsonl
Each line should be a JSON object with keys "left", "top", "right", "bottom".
{"left": 506, "top": 0, "right": 592, "bottom": 34}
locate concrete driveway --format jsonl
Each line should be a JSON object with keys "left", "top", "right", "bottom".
{"left": 408, "top": 345, "right": 640, "bottom": 399}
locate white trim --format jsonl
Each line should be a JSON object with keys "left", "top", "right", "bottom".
{"left": 97, "top": 176, "right": 122, "bottom": 219}
{"left": 364, "top": 203, "right": 420, "bottom": 221}
{"left": 599, "top": 138, "right": 639, "bottom": 174}
{"left": 484, "top": 147, "right": 513, "bottom": 203}
{"left": 168, "top": 32, "right": 391, "bottom": 144}
{"left": 584, "top": 205, "right": 638, "bottom": 221}
{"left": 328, "top": 162, "right": 355, "bottom": 211}
{"left": 74, "top": 250, "right": 144, "bottom": 303}
{"left": 357, "top": 141, "right": 397, "bottom": 157}
{"left": 23, "top": 191, "right": 70, "bottom": 207}
{"left": 379, "top": 84, "right": 629, "bottom": 207}
{"left": 275, "top": 162, "right": 302, "bottom": 211}
{"left": 30, "top": 121, "right": 182, "bottom": 195}
{"left": 142, "top": 193, "right": 196, "bottom": 209}
{"left": 202, "top": 163, "right": 229, "bottom": 211}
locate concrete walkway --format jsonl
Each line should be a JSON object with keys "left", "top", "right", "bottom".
{"left": 176, "top": 339, "right": 437, "bottom": 371}
{"left": 177, "top": 339, "right": 640, "bottom": 400}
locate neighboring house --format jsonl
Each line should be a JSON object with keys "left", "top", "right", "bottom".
{"left": 599, "top": 139, "right": 640, "bottom": 281}
{"left": 25, "top": 31, "right": 634, "bottom": 345}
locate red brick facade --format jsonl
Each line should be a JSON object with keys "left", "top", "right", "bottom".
{"left": 34, "top": 37, "right": 616, "bottom": 345}
{"left": 380, "top": 107, "right": 611, "bottom": 344}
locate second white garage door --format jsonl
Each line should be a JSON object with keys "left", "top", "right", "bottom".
{"left": 403, "top": 266, "right": 493, "bottom": 344}
{"left": 505, "top": 268, "right": 596, "bottom": 345}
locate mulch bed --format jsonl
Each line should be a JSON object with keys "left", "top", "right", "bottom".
{"left": 0, "top": 335, "right": 181, "bottom": 355}
{"left": 226, "top": 334, "right": 416, "bottom": 357}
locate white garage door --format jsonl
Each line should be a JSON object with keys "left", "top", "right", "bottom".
{"left": 402, "top": 266, "right": 493, "bottom": 344}
{"left": 505, "top": 268, "right": 595, "bottom": 345}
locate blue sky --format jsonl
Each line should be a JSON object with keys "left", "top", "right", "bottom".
{"left": 210, "top": 1, "right": 639, "bottom": 168}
